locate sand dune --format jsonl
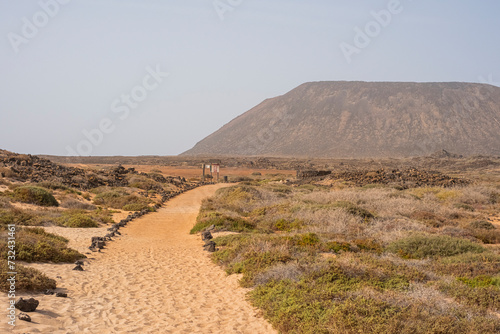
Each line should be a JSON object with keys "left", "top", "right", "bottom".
{"left": 2, "top": 184, "right": 276, "bottom": 333}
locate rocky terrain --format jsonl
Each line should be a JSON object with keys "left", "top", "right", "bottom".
{"left": 0, "top": 150, "right": 187, "bottom": 190}
{"left": 295, "top": 167, "right": 470, "bottom": 188}
{"left": 183, "top": 81, "right": 500, "bottom": 158}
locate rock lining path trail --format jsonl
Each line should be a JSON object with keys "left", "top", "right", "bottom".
{"left": 2, "top": 184, "right": 276, "bottom": 334}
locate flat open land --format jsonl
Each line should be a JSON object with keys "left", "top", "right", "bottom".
{"left": 1, "top": 185, "right": 276, "bottom": 334}
{"left": 2, "top": 151, "right": 500, "bottom": 333}
{"left": 61, "top": 163, "right": 296, "bottom": 180}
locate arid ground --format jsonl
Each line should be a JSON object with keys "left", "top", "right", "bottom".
{"left": 1, "top": 151, "right": 500, "bottom": 333}
{"left": 1, "top": 184, "right": 275, "bottom": 334}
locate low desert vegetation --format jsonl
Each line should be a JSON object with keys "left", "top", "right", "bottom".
{"left": 0, "top": 227, "right": 84, "bottom": 263}
{"left": 0, "top": 204, "right": 113, "bottom": 228}
{"left": 0, "top": 159, "right": 189, "bottom": 293}
{"left": 12, "top": 185, "right": 59, "bottom": 207}
{"left": 92, "top": 187, "right": 152, "bottom": 211}
{"left": 0, "top": 259, "right": 56, "bottom": 292}
{"left": 193, "top": 181, "right": 500, "bottom": 333}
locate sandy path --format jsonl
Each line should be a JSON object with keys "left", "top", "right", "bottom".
{"left": 2, "top": 185, "right": 276, "bottom": 334}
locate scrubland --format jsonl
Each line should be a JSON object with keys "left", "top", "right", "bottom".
{"left": 192, "top": 179, "right": 500, "bottom": 333}
{"left": 0, "top": 172, "right": 181, "bottom": 293}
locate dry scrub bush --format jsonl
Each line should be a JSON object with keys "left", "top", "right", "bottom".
{"left": 0, "top": 167, "right": 17, "bottom": 178}
{"left": 387, "top": 233, "right": 485, "bottom": 259}
{"left": 363, "top": 217, "right": 428, "bottom": 244}
{"left": 349, "top": 283, "right": 460, "bottom": 317}
{"left": 254, "top": 262, "right": 303, "bottom": 285}
{"left": 127, "top": 175, "right": 157, "bottom": 190}
{"left": 0, "top": 259, "right": 56, "bottom": 292}
{"left": 0, "top": 196, "right": 12, "bottom": 209}
{"left": 457, "top": 186, "right": 494, "bottom": 205}
{"left": 297, "top": 207, "right": 363, "bottom": 236}
{"left": 60, "top": 198, "right": 96, "bottom": 210}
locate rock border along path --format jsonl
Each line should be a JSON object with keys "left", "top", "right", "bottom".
{"left": 2, "top": 184, "right": 276, "bottom": 334}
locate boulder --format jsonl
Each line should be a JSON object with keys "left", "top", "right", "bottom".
{"left": 18, "top": 313, "right": 31, "bottom": 322}
{"left": 201, "top": 231, "right": 213, "bottom": 241}
{"left": 203, "top": 240, "right": 216, "bottom": 252}
{"left": 15, "top": 298, "right": 39, "bottom": 312}
{"left": 56, "top": 292, "right": 67, "bottom": 298}
{"left": 73, "top": 264, "right": 84, "bottom": 271}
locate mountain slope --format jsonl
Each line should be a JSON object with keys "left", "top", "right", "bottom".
{"left": 183, "top": 82, "right": 500, "bottom": 158}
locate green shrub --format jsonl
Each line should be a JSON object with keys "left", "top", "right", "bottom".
{"left": 0, "top": 259, "right": 56, "bottom": 292}
{"left": 122, "top": 203, "right": 149, "bottom": 211}
{"left": 36, "top": 181, "right": 80, "bottom": 194}
{"left": 292, "top": 233, "right": 321, "bottom": 248}
{"left": 57, "top": 210, "right": 99, "bottom": 228}
{"left": 325, "top": 241, "right": 351, "bottom": 253}
{"left": 430, "top": 252, "right": 500, "bottom": 278}
{"left": 13, "top": 186, "right": 58, "bottom": 207}
{"left": 274, "top": 218, "right": 303, "bottom": 232}
{"left": 250, "top": 261, "right": 440, "bottom": 334}
{"left": 191, "top": 212, "right": 255, "bottom": 234}
{"left": 0, "top": 227, "right": 85, "bottom": 263}
{"left": 211, "top": 234, "right": 294, "bottom": 287}
{"left": 93, "top": 190, "right": 150, "bottom": 210}
{"left": 387, "top": 234, "right": 485, "bottom": 259}
{"left": 457, "top": 276, "right": 500, "bottom": 288}
{"left": 438, "top": 280, "right": 500, "bottom": 311}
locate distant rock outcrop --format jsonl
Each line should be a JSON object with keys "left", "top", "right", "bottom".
{"left": 183, "top": 82, "right": 500, "bottom": 158}
{"left": 0, "top": 150, "right": 188, "bottom": 190}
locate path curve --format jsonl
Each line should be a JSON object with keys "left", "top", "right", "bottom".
{"left": 3, "top": 185, "right": 276, "bottom": 334}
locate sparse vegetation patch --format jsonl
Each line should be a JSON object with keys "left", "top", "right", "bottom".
{"left": 195, "top": 181, "right": 500, "bottom": 333}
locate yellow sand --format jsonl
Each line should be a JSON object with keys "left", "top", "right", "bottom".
{"left": 1, "top": 184, "right": 276, "bottom": 333}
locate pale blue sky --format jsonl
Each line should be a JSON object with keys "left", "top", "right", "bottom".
{"left": 1, "top": 0, "right": 499, "bottom": 156}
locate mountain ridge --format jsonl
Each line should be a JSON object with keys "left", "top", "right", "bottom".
{"left": 182, "top": 81, "right": 500, "bottom": 158}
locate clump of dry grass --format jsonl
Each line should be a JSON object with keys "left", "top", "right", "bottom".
{"left": 60, "top": 198, "right": 96, "bottom": 210}
{"left": 92, "top": 188, "right": 151, "bottom": 210}
{"left": 0, "top": 259, "right": 56, "bottom": 292}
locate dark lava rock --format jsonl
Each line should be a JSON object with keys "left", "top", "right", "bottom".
{"left": 15, "top": 298, "right": 39, "bottom": 312}
{"left": 201, "top": 231, "right": 213, "bottom": 241}
{"left": 203, "top": 240, "right": 216, "bottom": 252}
{"left": 73, "top": 264, "right": 84, "bottom": 271}
{"left": 56, "top": 292, "right": 68, "bottom": 298}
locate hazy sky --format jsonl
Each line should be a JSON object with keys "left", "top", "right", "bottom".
{"left": 1, "top": 0, "right": 499, "bottom": 156}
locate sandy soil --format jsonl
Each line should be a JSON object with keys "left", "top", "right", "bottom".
{"left": 1, "top": 185, "right": 276, "bottom": 334}
{"left": 62, "top": 163, "right": 295, "bottom": 180}
{"left": 491, "top": 215, "right": 500, "bottom": 228}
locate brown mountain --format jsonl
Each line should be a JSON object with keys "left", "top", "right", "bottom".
{"left": 182, "top": 82, "right": 500, "bottom": 158}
